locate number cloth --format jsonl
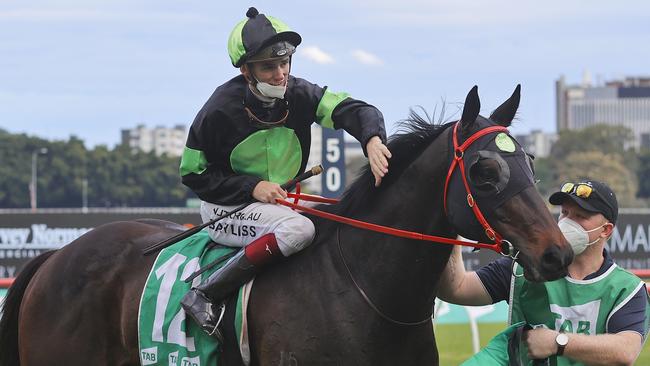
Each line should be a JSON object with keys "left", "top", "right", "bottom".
{"left": 138, "top": 230, "right": 252, "bottom": 366}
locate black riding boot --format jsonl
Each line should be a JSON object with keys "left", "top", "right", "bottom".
{"left": 181, "top": 249, "right": 260, "bottom": 340}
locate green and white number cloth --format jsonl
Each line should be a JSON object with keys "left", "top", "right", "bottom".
{"left": 138, "top": 230, "right": 248, "bottom": 366}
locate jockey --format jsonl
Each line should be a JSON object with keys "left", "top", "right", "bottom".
{"left": 179, "top": 7, "right": 392, "bottom": 339}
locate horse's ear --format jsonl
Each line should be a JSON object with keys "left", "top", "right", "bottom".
{"left": 489, "top": 84, "right": 521, "bottom": 127}
{"left": 460, "top": 85, "right": 480, "bottom": 135}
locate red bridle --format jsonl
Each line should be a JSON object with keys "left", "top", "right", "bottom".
{"left": 276, "top": 121, "right": 515, "bottom": 255}
{"left": 443, "top": 121, "right": 509, "bottom": 245}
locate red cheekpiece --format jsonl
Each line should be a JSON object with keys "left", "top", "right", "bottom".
{"left": 244, "top": 233, "right": 283, "bottom": 265}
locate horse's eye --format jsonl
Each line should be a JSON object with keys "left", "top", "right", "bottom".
{"left": 469, "top": 158, "right": 501, "bottom": 189}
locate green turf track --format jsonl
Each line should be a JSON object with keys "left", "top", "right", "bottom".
{"left": 1, "top": 294, "right": 648, "bottom": 364}
{"left": 435, "top": 323, "right": 650, "bottom": 365}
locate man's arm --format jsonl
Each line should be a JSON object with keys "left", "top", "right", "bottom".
{"left": 330, "top": 97, "right": 387, "bottom": 153}
{"left": 437, "top": 245, "right": 493, "bottom": 306}
{"left": 524, "top": 328, "right": 643, "bottom": 366}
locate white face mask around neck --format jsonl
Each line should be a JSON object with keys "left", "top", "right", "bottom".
{"left": 255, "top": 80, "right": 287, "bottom": 99}
{"left": 558, "top": 217, "right": 606, "bottom": 255}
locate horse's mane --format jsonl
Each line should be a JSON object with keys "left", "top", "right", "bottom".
{"left": 329, "top": 108, "right": 455, "bottom": 217}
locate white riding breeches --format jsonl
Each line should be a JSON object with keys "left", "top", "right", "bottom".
{"left": 200, "top": 200, "right": 316, "bottom": 257}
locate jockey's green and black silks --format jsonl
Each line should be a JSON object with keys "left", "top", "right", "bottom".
{"left": 179, "top": 74, "right": 386, "bottom": 205}
{"left": 229, "top": 127, "right": 302, "bottom": 184}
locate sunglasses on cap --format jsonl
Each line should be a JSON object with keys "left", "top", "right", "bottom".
{"left": 561, "top": 182, "right": 614, "bottom": 210}
{"left": 561, "top": 182, "right": 595, "bottom": 198}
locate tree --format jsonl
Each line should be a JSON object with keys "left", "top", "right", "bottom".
{"left": 0, "top": 131, "right": 52, "bottom": 207}
{"left": 530, "top": 157, "right": 554, "bottom": 198}
{"left": 0, "top": 130, "right": 193, "bottom": 208}
{"left": 543, "top": 124, "right": 643, "bottom": 206}
{"left": 550, "top": 124, "right": 634, "bottom": 159}
{"left": 636, "top": 150, "right": 650, "bottom": 198}
{"left": 556, "top": 151, "right": 639, "bottom": 207}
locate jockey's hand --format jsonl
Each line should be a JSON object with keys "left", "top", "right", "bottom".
{"left": 253, "top": 181, "right": 287, "bottom": 203}
{"left": 366, "top": 136, "right": 392, "bottom": 187}
{"left": 522, "top": 327, "right": 558, "bottom": 360}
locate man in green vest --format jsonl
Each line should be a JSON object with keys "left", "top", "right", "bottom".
{"left": 178, "top": 7, "right": 391, "bottom": 340}
{"left": 438, "top": 180, "right": 650, "bottom": 365}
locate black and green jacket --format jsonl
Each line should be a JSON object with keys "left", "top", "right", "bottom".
{"left": 180, "top": 74, "right": 386, "bottom": 205}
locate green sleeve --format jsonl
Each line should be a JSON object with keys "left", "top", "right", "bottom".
{"left": 316, "top": 88, "right": 350, "bottom": 129}
{"left": 179, "top": 146, "right": 208, "bottom": 176}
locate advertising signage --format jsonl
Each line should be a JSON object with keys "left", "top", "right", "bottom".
{"left": 0, "top": 210, "right": 201, "bottom": 278}
{"left": 1, "top": 209, "right": 650, "bottom": 278}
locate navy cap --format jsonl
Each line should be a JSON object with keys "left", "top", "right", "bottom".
{"left": 549, "top": 180, "right": 618, "bottom": 224}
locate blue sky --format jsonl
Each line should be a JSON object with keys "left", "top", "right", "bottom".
{"left": 1, "top": 1, "right": 649, "bottom": 147}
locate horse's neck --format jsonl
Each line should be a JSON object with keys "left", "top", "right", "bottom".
{"left": 368, "top": 126, "right": 453, "bottom": 238}
{"left": 337, "top": 130, "right": 454, "bottom": 320}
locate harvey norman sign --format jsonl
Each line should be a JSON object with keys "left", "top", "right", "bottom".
{"left": 0, "top": 209, "right": 201, "bottom": 278}
{"left": 0, "top": 224, "right": 92, "bottom": 278}
{"left": 0, "top": 224, "right": 92, "bottom": 250}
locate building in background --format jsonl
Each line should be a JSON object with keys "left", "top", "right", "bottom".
{"left": 556, "top": 75, "right": 650, "bottom": 149}
{"left": 121, "top": 124, "right": 186, "bottom": 157}
{"left": 514, "top": 130, "right": 557, "bottom": 158}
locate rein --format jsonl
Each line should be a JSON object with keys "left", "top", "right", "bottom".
{"left": 278, "top": 195, "right": 501, "bottom": 252}
{"left": 336, "top": 226, "right": 432, "bottom": 326}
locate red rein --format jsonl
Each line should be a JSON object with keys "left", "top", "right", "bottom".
{"left": 277, "top": 193, "right": 500, "bottom": 252}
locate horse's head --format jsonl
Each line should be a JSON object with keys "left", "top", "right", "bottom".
{"left": 446, "top": 85, "right": 573, "bottom": 282}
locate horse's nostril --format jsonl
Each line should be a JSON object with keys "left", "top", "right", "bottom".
{"left": 562, "top": 246, "right": 575, "bottom": 267}
{"left": 541, "top": 245, "right": 570, "bottom": 279}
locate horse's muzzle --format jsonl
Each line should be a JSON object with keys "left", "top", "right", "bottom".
{"left": 539, "top": 244, "right": 573, "bottom": 281}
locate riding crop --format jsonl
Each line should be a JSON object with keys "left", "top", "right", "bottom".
{"left": 142, "top": 165, "right": 323, "bottom": 255}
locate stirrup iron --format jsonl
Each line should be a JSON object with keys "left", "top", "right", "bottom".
{"left": 208, "top": 303, "right": 226, "bottom": 337}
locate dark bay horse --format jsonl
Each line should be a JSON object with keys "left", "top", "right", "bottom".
{"left": 0, "top": 86, "right": 573, "bottom": 365}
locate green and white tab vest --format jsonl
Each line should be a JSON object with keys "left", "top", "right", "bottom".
{"left": 508, "top": 262, "right": 647, "bottom": 366}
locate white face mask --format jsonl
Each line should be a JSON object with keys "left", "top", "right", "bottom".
{"left": 558, "top": 217, "right": 605, "bottom": 255}
{"left": 255, "top": 80, "right": 287, "bottom": 99}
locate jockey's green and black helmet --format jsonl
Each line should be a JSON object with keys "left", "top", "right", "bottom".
{"left": 228, "top": 7, "right": 302, "bottom": 67}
